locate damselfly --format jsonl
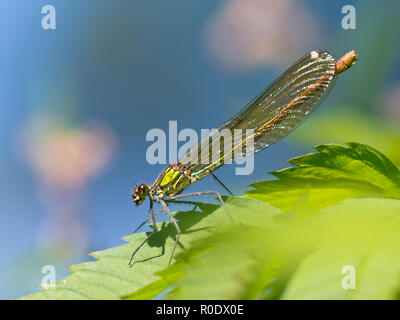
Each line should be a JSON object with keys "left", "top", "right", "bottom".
{"left": 131, "top": 50, "right": 358, "bottom": 266}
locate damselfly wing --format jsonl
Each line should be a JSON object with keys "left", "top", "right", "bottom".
{"left": 180, "top": 50, "right": 337, "bottom": 180}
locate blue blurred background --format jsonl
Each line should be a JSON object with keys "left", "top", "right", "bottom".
{"left": 1, "top": 0, "right": 399, "bottom": 299}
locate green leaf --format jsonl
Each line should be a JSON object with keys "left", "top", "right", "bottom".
{"left": 20, "top": 197, "right": 279, "bottom": 300}
{"left": 124, "top": 198, "right": 281, "bottom": 300}
{"left": 126, "top": 198, "right": 400, "bottom": 300}
{"left": 246, "top": 142, "right": 400, "bottom": 211}
{"left": 20, "top": 142, "right": 400, "bottom": 300}
{"left": 282, "top": 198, "right": 400, "bottom": 300}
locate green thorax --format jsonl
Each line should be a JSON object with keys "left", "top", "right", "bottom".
{"left": 151, "top": 164, "right": 193, "bottom": 198}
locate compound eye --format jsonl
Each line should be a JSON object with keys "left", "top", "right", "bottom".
{"left": 132, "top": 184, "right": 149, "bottom": 206}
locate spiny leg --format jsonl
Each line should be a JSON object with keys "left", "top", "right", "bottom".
{"left": 158, "top": 199, "right": 181, "bottom": 266}
{"left": 167, "top": 190, "right": 234, "bottom": 223}
{"left": 164, "top": 199, "right": 202, "bottom": 211}
{"left": 130, "top": 207, "right": 163, "bottom": 235}
{"left": 211, "top": 173, "right": 234, "bottom": 196}
{"left": 129, "top": 200, "right": 160, "bottom": 267}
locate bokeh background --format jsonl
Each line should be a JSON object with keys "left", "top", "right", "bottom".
{"left": 1, "top": 0, "right": 399, "bottom": 299}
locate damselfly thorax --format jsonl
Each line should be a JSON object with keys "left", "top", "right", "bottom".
{"left": 151, "top": 163, "right": 196, "bottom": 198}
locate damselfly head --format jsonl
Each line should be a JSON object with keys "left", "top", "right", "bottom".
{"left": 132, "top": 184, "right": 149, "bottom": 206}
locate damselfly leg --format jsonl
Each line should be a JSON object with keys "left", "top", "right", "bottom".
{"left": 167, "top": 190, "right": 234, "bottom": 223}
{"left": 129, "top": 190, "right": 233, "bottom": 266}
{"left": 158, "top": 199, "right": 182, "bottom": 266}
{"left": 159, "top": 192, "right": 232, "bottom": 266}
{"left": 211, "top": 173, "right": 234, "bottom": 196}
{"left": 129, "top": 201, "right": 159, "bottom": 267}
